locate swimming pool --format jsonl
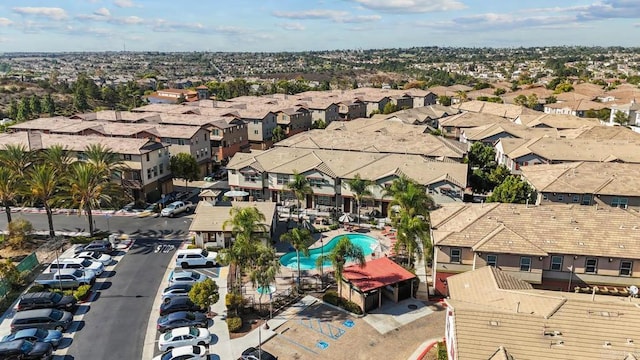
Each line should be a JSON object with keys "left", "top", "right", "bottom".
{"left": 279, "top": 233, "right": 379, "bottom": 270}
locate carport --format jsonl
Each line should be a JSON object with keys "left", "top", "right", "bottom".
{"left": 341, "top": 257, "right": 418, "bottom": 313}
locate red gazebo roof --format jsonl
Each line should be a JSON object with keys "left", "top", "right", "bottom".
{"left": 342, "top": 257, "right": 416, "bottom": 292}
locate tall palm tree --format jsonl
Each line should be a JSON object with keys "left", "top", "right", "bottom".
{"left": 285, "top": 171, "right": 312, "bottom": 222}
{"left": 345, "top": 174, "right": 373, "bottom": 225}
{"left": 0, "top": 144, "right": 34, "bottom": 177}
{"left": 393, "top": 212, "right": 430, "bottom": 268}
{"left": 63, "top": 162, "right": 115, "bottom": 237}
{"left": 280, "top": 228, "right": 312, "bottom": 289}
{"left": 0, "top": 168, "right": 20, "bottom": 223}
{"left": 25, "top": 164, "right": 59, "bottom": 238}
{"left": 315, "top": 236, "right": 365, "bottom": 300}
{"left": 387, "top": 179, "right": 433, "bottom": 222}
{"left": 40, "top": 144, "right": 74, "bottom": 175}
{"left": 222, "top": 206, "right": 268, "bottom": 291}
{"left": 249, "top": 244, "right": 280, "bottom": 310}
{"left": 84, "top": 143, "right": 126, "bottom": 180}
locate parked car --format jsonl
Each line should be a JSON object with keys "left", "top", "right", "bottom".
{"left": 0, "top": 339, "right": 53, "bottom": 360}
{"left": 157, "top": 312, "right": 208, "bottom": 333}
{"left": 157, "top": 326, "right": 210, "bottom": 352}
{"left": 34, "top": 269, "right": 96, "bottom": 289}
{"left": 240, "top": 347, "right": 278, "bottom": 360}
{"left": 160, "top": 297, "right": 204, "bottom": 316}
{"left": 46, "top": 258, "right": 104, "bottom": 276}
{"left": 167, "top": 271, "right": 207, "bottom": 286}
{"left": 74, "top": 251, "right": 112, "bottom": 266}
{"left": 175, "top": 249, "right": 217, "bottom": 268}
{"left": 2, "top": 328, "right": 63, "bottom": 348}
{"left": 161, "top": 284, "right": 192, "bottom": 300}
{"left": 74, "top": 240, "right": 113, "bottom": 255}
{"left": 10, "top": 309, "right": 73, "bottom": 332}
{"left": 160, "top": 201, "right": 194, "bottom": 218}
{"left": 17, "top": 292, "right": 76, "bottom": 312}
{"left": 153, "top": 345, "right": 207, "bottom": 360}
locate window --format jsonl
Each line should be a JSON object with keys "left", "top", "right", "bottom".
{"left": 145, "top": 153, "right": 150, "bottom": 162}
{"left": 276, "top": 174, "right": 290, "bottom": 185}
{"left": 582, "top": 194, "right": 591, "bottom": 205}
{"left": 520, "top": 257, "right": 531, "bottom": 272}
{"left": 147, "top": 168, "right": 152, "bottom": 179}
{"left": 572, "top": 195, "right": 580, "bottom": 203}
{"left": 585, "top": 258, "right": 598, "bottom": 274}
{"left": 123, "top": 154, "right": 132, "bottom": 161}
{"left": 620, "top": 261, "right": 633, "bottom": 276}
{"left": 254, "top": 130, "right": 259, "bottom": 134}
{"left": 159, "top": 163, "right": 164, "bottom": 175}
{"left": 158, "top": 151, "right": 162, "bottom": 158}
{"left": 542, "top": 194, "right": 548, "bottom": 200}
{"left": 153, "top": 166, "right": 158, "bottom": 177}
{"left": 317, "top": 196, "right": 332, "bottom": 206}
{"left": 450, "top": 248, "right": 461, "bottom": 263}
{"left": 212, "top": 129, "right": 219, "bottom": 136}
{"left": 557, "top": 194, "right": 564, "bottom": 201}
{"left": 243, "top": 174, "right": 260, "bottom": 182}
{"left": 308, "top": 178, "right": 324, "bottom": 188}
{"left": 486, "top": 254, "right": 497, "bottom": 267}
{"left": 549, "top": 255, "right": 563, "bottom": 271}
{"left": 178, "top": 139, "right": 185, "bottom": 146}
{"left": 612, "top": 197, "right": 629, "bottom": 208}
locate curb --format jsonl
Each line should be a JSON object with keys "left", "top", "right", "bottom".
{"left": 410, "top": 337, "right": 445, "bottom": 360}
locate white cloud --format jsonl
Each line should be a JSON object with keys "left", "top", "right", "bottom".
{"left": 273, "top": 9, "right": 380, "bottom": 23}
{"left": 94, "top": 7, "right": 111, "bottom": 17}
{"left": 348, "top": 0, "right": 466, "bottom": 13}
{"left": 278, "top": 22, "right": 305, "bottom": 31}
{"left": 0, "top": 18, "right": 13, "bottom": 27}
{"left": 337, "top": 15, "right": 382, "bottom": 23}
{"left": 12, "top": 7, "right": 69, "bottom": 21}
{"left": 114, "top": 16, "right": 144, "bottom": 25}
{"left": 113, "top": 0, "right": 139, "bottom": 8}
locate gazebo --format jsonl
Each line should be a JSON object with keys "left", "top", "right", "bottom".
{"left": 341, "top": 257, "right": 418, "bottom": 313}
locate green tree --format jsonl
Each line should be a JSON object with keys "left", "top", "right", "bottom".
{"left": 382, "top": 102, "right": 398, "bottom": 114}
{"left": 488, "top": 175, "right": 534, "bottom": 204}
{"left": 467, "top": 142, "right": 496, "bottom": 169}
{"left": 493, "top": 88, "right": 506, "bottom": 96}
{"left": 249, "top": 245, "right": 280, "bottom": 307}
{"left": 189, "top": 278, "right": 220, "bottom": 314}
{"left": 0, "top": 168, "right": 20, "bottom": 223}
{"left": 280, "top": 228, "right": 312, "bottom": 289}
{"left": 169, "top": 153, "right": 200, "bottom": 190}
{"left": 488, "top": 165, "right": 511, "bottom": 186}
{"left": 73, "top": 87, "right": 89, "bottom": 111}
{"left": 393, "top": 212, "right": 430, "bottom": 268}
{"left": 272, "top": 125, "right": 286, "bottom": 143}
{"left": 0, "top": 144, "right": 34, "bottom": 177}
{"left": 41, "top": 93, "right": 56, "bottom": 116}
{"left": 613, "top": 111, "right": 629, "bottom": 125}
{"left": 455, "top": 90, "right": 468, "bottom": 103}
{"left": 526, "top": 94, "right": 539, "bottom": 109}
{"left": 7, "top": 219, "right": 33, "bottom": 249}
{"left": 315, "top": 236, "right": 365, "bottom": 300}
{"left": 26, "top": 164, "right": 60, "bottom": 238}
{"left": 344, "top": 174, "right": 374, "bottom": 225}
{"left": 545, "top": 95, "right": 558, "bottom": 104}
{"left": 16, "top": 98, "right": 30, "bottom": 122}
{"left": 41, "top": 144, "right": 74, "bottom": 175}
{"left": 285, "top": 171, "right": 312, "bottom": 221}
{"left": 0, "top": 259, "right": 23, "bottom": 288}
{"left": 438, "top": 95, "right": 452, "bottom": 106}
{"left": 312, "top": 119, "right": 327, "bottom": 129}
{"left": 101, "top": 87, "right": 118, "bottom": 108}
{"left": 553, "top": 82, "right": 574, "bottom": 94}
{"left": 29, "top": 95, "right": 41, "bottom": 117}
{"left": 84, "top": 143, "right": 125, "bottom": 181}
{"left": 7, "top": 99, "right": 18, "bottom": 120}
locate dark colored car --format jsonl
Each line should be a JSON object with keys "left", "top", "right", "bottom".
{"left": 157, "top": 311, "right": 208, "bottom": 333}
{"left": 0, "top": 339, "right": 53, "bottom": 360}
{"left": 74, "top": 240, "right": 113, "bottom": 255}
{"left": 10, "top": 309, "right": 73, "bottom": 332}
{"left": 2, "top": 328, "right": 63, "bottom": 349}
{"left": 240, "top": 347, "right": 278, "bottom": 360}
{"left": 160, "top": 297, "right": 204, "bottom": 316}
{"left": 17, "top": 292, "right": 77, "bottom": 312}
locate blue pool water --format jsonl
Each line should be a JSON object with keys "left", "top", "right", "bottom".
{"left": 279, "top": 233, "right": 378, "bottom": 270}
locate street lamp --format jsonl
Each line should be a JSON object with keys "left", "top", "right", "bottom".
{"left": 258, "top": 320, "right": 270, "bottom": 360}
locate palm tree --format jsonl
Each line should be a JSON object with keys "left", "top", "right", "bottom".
{"left": 315, "top": 236, "right": 365, "bottom": 300}
{"left": 40, "top": 144, "right": 74, "bottom": 175}
{"left": 63, "top": 162, "right": 115, "bottom": 237}
{"left": 25, "top": 164, "right": 59, "bottom": 238}
{"left": 345, "top": 174, "right": 373, "bottom": 225}
{"left": 387, "top": 179, "right": 433, "bottom": 222}
{"left": 393, "top": 212, "right": 430, "bottom": 268}
{"left": 249, "top": 244, "right": 280, "bottom": 311}
{"left": 0, "top": 144, "right": 34, "bottom": 177}
{"left": 84, "top": 143, "right": 126, "bottom": 180}
{"left": 285, "top": 171, "right": 312, "bottom": 222}
{"left": 0, "top": 168, "right": 20, "bottom": 223}
{"left": 280, "top": 228, "right": 312, "bottom": 289}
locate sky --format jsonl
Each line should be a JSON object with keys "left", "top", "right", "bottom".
{"left": 0, "top": 0, "right": 638, "bottom": 52}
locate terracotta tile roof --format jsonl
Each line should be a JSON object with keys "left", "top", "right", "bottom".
{"left": 342, "top": 257, "right": 416, "bottom": 292}
{"left": 446, "top": 266, "right": 640, "bottom": 360}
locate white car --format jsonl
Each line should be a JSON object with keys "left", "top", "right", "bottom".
{"left": 157, "top": 327, "right": 211, "bottom": 352}
{"left": 153, "top": 345, "right": 207, "bottom": 360}
{"left": 47, "top": 258, "right": 104, "bottom": 276}
{"left": 74, "top": 251, "right": 112, "bottom": 266}
{"left": 168, "top": 271, "right": 207, "bottom": 286}
{"left": 175, "top": 249, "right": 217, "bottom": 268}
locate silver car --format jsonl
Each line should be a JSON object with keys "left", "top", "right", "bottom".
{"left": 157, "top": 327, "right": 211, "bottom": 351}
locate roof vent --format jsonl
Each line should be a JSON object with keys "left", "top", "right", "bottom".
{"left": 627, "top": 339, "right": 634, "bottom": 345}
{"left": 489, "top": 320, "right": 500, "bottom": 327}
{"left": 604, "top": 341, "right": 612, "bottom": 348}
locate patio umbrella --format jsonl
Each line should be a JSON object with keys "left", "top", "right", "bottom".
{"left": 339, "top": 213, "right": 354, "bottom": 223}
{"left": 301, "top": 219, "right": 316, "bottom": 232}
{"left": 224, "top": 190, "right": 249, "bottom": 198}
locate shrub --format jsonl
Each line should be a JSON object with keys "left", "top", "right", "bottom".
{"left": 329, "top": 224, "right": 339, "bottom": 231}
{"left": 73, "top": 285, "right": 92, "bottom": 301}
{"left": 27, "top": 284, "right": 48, "bottom": 293}
{"left": 323, "top": 290, "right": 363, "bottom": 315}
{"left": 0, "top": 259, "right": 22, "bottom": 289}
{"left": 186, "top": 244, "right": 199, "bottom": 249}
{"left": 323, "top": 290, "right": 339, "bottom": 305}
{"left": 7, "top": 219, "right": 33, "bottom": 249}
{"left": 226, "top": 316, "right": 242, "bottom": 332}
{"left": 189, "top": 278, "right": 219, "bottom": 311}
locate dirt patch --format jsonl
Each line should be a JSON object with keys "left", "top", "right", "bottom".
{"left": 228, "top": 312, "right": 267, "bottom": 339}
{"left": 0, "top": 238, "right": 48, "bottom": 261}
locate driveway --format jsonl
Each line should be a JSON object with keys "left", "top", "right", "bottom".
{"left": 58, "top": 238, "right": 183, "bottom": 360}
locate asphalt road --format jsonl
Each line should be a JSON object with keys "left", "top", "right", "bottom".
{"left": 0, "top": 212, "right": 192, "bottom": 239}
{"left": 61, "top": 238, "right": 183, "bottom": 360}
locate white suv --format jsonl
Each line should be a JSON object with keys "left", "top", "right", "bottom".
{"left": 47, "top": 258, "right": 104, "bottom": 276}
{"left": 175, "top": 249, "right": 217, "bottom": 268}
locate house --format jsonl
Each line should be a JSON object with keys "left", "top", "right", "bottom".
{"left": 431, "top": 203, "right": 640, "bottom": 296}
{"left": 452, "top": 100, "right": 539, "bottom": 120}
{"left": 226, "top": 147, "right": 468, "bottom": 213}
{"left": 350, "top": 89, "right": 391, "bottom": 116}
{"left": 520, "top": 162, "right": 640, "bottom": 208}
{"left": 608, "top": 99, "right": 640, "bottom": 128}
{"left": 208, "top": 117, "right": 250, "bottom": 164}
{"left": 341, "top": 257, "right": 418, "bottom": 313}
{"left": 274, "top": 106, "right": 312, "bottom": 136}
{"left": 0, "top": 132, "right": 172, "bottom": 201}
{"left": 189, "top": 201, "right": 277, "bottom": 248}
{"left": 382, "top": 105, "right": 458, "bottom": 128}
{"left": 495, "top": 136, "right": 640, "bottom": 173}
{"left": 460, "top": 123, "right": 558, "bottom": 145}
{"left": 557, "top": 125, "right": 640, "bottom": 141}
{"left": 542, "top": 99, "right": 610, "bottom": 117}
{"left": 145, "top": 89, "right": 198, "bottom": 104}
{"left": 514, "top": 113, "right": 601, "bottom": 129}
{"left": 403, "top": 89, "right": 438, "bottom": 107}
{"left": 445, "top": 266, "right": 640, "bottom": 360}
{"left": 438, "top": 112, "right": 512, "bottom": 139}
{"left": 325, "top": 116, "right": 431, "bottom": 135}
